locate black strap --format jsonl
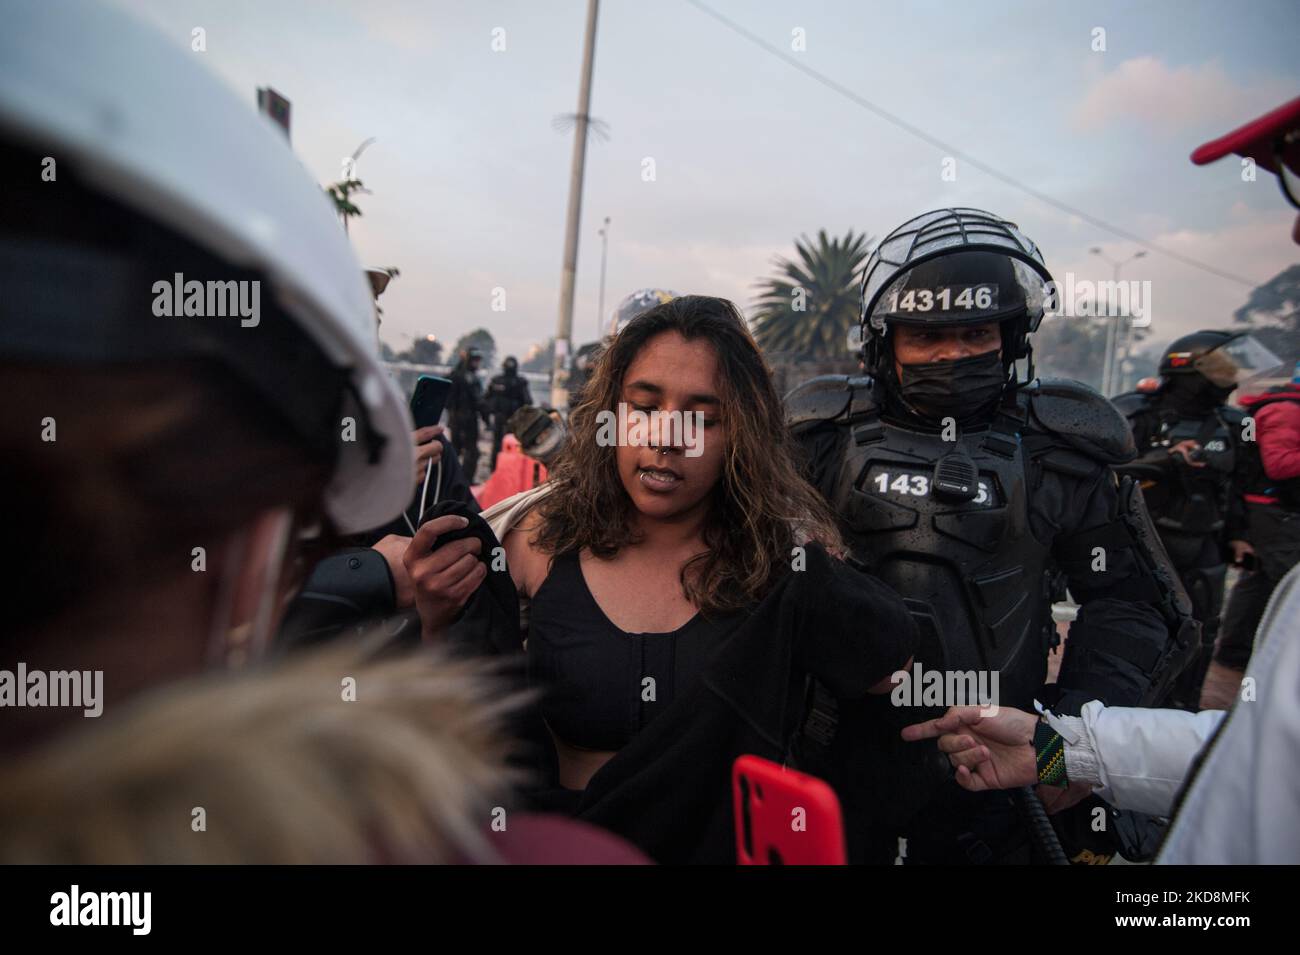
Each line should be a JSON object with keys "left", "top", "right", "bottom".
{"left": 981, "top": 394, "right": 1026, "bottom": 459}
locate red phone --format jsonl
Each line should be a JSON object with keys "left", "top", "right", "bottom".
{"left": 732, "top": 755, "right": 846, "bottom": 865}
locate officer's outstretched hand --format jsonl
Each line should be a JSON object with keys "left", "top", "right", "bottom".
{"left": 901, "top": 706, "right": 1037, "bottom": 793}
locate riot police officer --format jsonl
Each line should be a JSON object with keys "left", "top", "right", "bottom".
{"left": 1112, "top": 331, "right": 1270, "bottom": 709}
{"left": 787, "top": 208, "right": 1197, "bottom": 863}
{"left": 486, "top": 356, "right": 532, "bottom": 468}
{"left": 447, "top": 347, "right": 488, "bottom": 481}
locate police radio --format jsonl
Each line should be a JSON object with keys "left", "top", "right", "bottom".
{"left": 932, "top": 448, "right": 980, "bottom": 503}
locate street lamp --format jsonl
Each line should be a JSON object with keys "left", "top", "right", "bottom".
{"left": 1089, "top": 247, "right": 1147, "bottom": 395}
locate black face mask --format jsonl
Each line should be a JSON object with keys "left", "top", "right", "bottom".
{"left": 1165, "top": 376, "right": 1234, "bottom": 416}
{"left": 897, "top": 350, "right": 1007, "bottom": 421}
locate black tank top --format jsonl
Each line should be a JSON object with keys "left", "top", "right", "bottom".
{"left": 527, "top": 550, "right": 738, "bottom": 752}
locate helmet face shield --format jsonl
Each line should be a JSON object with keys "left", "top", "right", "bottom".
{"left": 861, "top": 208, "right": 1051, "bottom": 323}
{"left": 1194, "top": 334, "right": 1285, "bottom": 388}
{"left": 869, "top": 254, "right": 1048, "bottom": 333}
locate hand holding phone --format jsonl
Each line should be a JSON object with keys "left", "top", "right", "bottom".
{"left": 410, "top": 375, "right": 453, "bottom": 430}
{"left": 413, "top": 426, "right": 445, "bottom": 487}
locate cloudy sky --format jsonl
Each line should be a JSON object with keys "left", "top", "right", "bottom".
{"left": 116, "top": 0, "right": 1299, "bottom": 363}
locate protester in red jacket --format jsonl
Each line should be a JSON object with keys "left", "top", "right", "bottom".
{"left": 1246, "top": 383, "right": 1300, "bottom": 486}
{"left": 1215, "top": 377, "right": 1300, "bottom": 669}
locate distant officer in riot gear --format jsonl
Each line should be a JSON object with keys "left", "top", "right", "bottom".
{"left": 486, "top": 356, "right": 532, "bottom": 468}
{"left": 787, "top": 208, "right": 1197, "bottom": 864}
{"left": 1112, "top": 330, "right": 1279, "bottom": 709}
{"left": 447, "top": 347, "right": 488, "bottom": 481}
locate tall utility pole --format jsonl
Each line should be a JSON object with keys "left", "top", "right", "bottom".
{"left": 596, "top": 217, "right": 610, "bottom": 342}
{"left": 1090, "top": 247, "right": 1147, "bottom": 396}
{"left": 550, "top": 0, "right": 600, "bottom": 410}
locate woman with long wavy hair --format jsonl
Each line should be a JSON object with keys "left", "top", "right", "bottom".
{"left": 486, "top": 295, "right": 911, "bottom": 808}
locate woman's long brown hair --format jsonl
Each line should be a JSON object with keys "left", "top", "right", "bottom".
{"left": 533, "top": 295, "right": 843, "bottom": 615}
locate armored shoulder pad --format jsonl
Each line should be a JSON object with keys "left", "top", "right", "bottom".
{"left": 1109, "top": 390, "right": 1153, "bottom": 420}
{"left": 1026, "top": 378, "right": 1137, "bottom": 464}
{"left": 1221, "top": 405, "right": 1247, "bottom": 427}
{"left": 785, "top": 375, "right": 874, "bottom": 431}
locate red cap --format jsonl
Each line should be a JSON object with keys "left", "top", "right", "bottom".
{"left": 1191, "top": 96, "right": 1300, "bottom": 175}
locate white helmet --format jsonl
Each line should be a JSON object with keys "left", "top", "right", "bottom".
{"left": 608, "top": 288, "right": 679, "bottom": 337}
{"left": 0, "top": 0, "right": 413, "bottom": 533}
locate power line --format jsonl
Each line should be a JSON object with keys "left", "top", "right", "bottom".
{"left": 684, "top": 0, "right": 1266, "bottom": 289}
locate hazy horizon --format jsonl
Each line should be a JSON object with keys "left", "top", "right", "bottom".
{"left": 116, "top": 0, "right": 1300, "bottom": 365}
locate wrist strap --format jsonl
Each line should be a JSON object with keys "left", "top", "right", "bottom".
{"left": 1034, "top": 720, "right": 1069, "bottom": 788}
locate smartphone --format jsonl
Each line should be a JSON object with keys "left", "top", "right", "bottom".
{"left": 410, "top": 375, "right": 452, "bottom": 430}
{"left": 732, "top": 755, "right": 846, "bottom": 865}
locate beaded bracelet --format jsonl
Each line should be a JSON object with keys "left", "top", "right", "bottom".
{"left": 1033, "top": 719, "right": 1069, "bottom": 788}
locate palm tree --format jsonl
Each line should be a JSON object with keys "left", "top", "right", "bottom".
{"left": 751, "top": 230, "right": 874, "bottom": 362}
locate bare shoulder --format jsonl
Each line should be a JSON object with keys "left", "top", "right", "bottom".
{"left": 502, "top": 508, "right": 550, "bottom": 597}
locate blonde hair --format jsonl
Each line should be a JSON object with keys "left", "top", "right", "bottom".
{"left": 0, "top": 635, "right": 527, "bottom": 864}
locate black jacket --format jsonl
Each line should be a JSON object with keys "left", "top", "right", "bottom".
{"left": 486, "top": 373, "right": 532, "bottom": 421}
{"left": 277, "top": 439, "right": 479, "bottom": 650}
{"left": 447, "top": 362, "right": 486, "bottom": 422}
{"left": 569, "top": 544, "right": 915, "bottom": 863}
{"left": 439, "top": 522, "right": 917, "bottom": 863}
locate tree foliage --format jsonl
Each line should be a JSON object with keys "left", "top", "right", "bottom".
{"left": 324, "top": 177, "right": 366, "bottom": 222}
{"left": 751, "top": 230, "right": 874, "bottom": 362}
{"left": 1232, "top": 263, "right": 1300, "bottom": 363}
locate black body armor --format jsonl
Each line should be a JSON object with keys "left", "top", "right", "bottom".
{"left": 780, "top": 374, "right": 1196, "bottom": 867}
{"left": 1112, "top": 392, "right": 1246, "bottom": 542}
{"left": 1112, "top": 391, "right": 1250, "bottom": 710}
{"left": 790, "top": 375, "right": 1198, "bottom": 715}
{"left": 789, "top": 374, "right": 1200, "bottom": 864}
{"left": 826, "top": 387, "right": 1051, "bottom": 708}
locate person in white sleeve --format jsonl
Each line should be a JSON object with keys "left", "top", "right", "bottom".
{"left": 901, "top": 559, "right": 1300, "bottom": 862}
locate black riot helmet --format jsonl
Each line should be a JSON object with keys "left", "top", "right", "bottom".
{"left": 503, "top": 356, "right": 518, "bottom": 375}
{"left": 1159, "top": 330, "right": 1236, "bottom": 378}
{"left": 1157, "top": 330, "right": 1284, "bottom": 411}
{"left": 859, "top": 208, "right": 1054, "bottom": 383}
{"left": 1158, "top": 329, "right": 1282, "bottom": 385}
